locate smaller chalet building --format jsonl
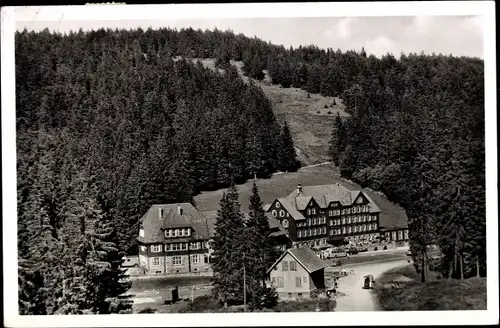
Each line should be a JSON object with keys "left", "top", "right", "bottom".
{"left": 267, "top": 247, "right": 327, "bottom": 300}
{"left": 137, "top": 203, "right": 213, "bottom": 274}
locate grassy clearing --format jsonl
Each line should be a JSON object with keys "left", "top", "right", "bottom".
{"left": 194, "top": 163, "right": 408, "bottom": 232}
{"left": 185, "top": 57, "right": 348, "bottom": 165}
{"left": 374, "top": 264, "right": 487, "bottom": 311}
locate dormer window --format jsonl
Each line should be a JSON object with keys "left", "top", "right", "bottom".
{"left": 276, "top": 202, "right": 281, "bottom": 208}
{"left": 271, "top": 210, "right": 277, "bottom": 217}
{"left": 356, "top": 197, "right": 363, "bottom": 204}
{"left": 165, "top": 229, "right": 172, "bottom": 238}
{"left": 279, "top": 210, "right": 285, "bottom": 217}
{"left": 282, "top": 219, "right": 289, "bottom": 228}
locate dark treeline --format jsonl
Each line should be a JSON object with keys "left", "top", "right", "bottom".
{"left": 328, "top": 54, "right": 485, "bottom": 281}
{"left": 15, "top": 27, "right": 297, "bottom": 314}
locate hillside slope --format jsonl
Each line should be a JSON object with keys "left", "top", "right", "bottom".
{"left": 182, "top": 57, "right": 349, "bottom": 165}
{"left": 194, "top": 163, "right": 408, "bottom": 231}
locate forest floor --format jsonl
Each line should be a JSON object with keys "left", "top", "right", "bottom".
{"left": 184, "top": 57, "right": 349, "bottom": 166}
{"left": 373, "top": 264, "right": 487, "bottom": 311}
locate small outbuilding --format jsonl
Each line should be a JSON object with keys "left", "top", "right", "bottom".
{"left": 267, "top": 246, "right": 327, "bottom": 300}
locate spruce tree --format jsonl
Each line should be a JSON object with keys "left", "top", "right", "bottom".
{"left": 210, "top": 182, "right": 246, "bottom": 305}
{"left": 277, "top": 121, "right": 299, "bottom": 172}
{"left": 245, "top": 182, "right": 280, "bottom": 309}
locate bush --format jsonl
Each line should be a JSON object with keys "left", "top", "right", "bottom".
{"left": 317, "top": 111, "right": 320, "bottom": 114}
{"left": 177, "top": 295, "right": 223, "bottom": 313}
{"left": 327, "top": 111, "right": 332, "bottom": 114}
{"left": 324, "top": 104, "right": 329, "bottom": 108}
{"left": 374, "top": 247, "right": 378, "bottom": 251}
{"left": 248, "top": 286, "right": 278, "bottom": 310}
{"left": 307, "top": 93, "right": 311, "bottom": 98}
{"left": 138, "top": 307, "right": 156, "bottom": 313}
{"left": 273, "top": 299, "right": 335, "bottom": 312}
{"left": 383, "top": 245, "right": 388, "bottom": 250}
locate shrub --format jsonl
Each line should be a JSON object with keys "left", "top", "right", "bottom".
{"left": 177, "top": 295, "right": 223, "bottom": 313}
{"left": 383, "top": 245, "right": 388, "bottom": 250}
{"left": 138, "top": 307, "right": 156, "bottom": 313}
{"left": 307, "top": 93, "right": 311, "bottom": 98}
{"left": 327, "top": 111, "right": 332, "bottom": 114}
{"left": 324, "top": 104, "right": 329, "bottom": 108}
{"left": 248, "top": 286, "right": 278, "bottom": 310}
{"left": 374, "top": 247, "right": 378, "bottom": 251}
{"left": 317, "top": 111, "right": 320, "bottom": 114}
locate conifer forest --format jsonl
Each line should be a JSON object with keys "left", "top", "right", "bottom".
{"left": 15, "top": 26, "right": 485, "bottom": 314}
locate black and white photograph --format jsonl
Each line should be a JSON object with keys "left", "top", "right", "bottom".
{"left": 2, "top": 2, "right": 497, "bottom": 327}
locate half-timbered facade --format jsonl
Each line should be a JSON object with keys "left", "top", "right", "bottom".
{"left": 265, "top": 183, "right": 389, "bottom": 248}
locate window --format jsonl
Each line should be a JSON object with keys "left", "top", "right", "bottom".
{"left": 172, "top": 256, "right": 182, "bottom": 265}
{"left": 373, "top": 223, "right": 378, "bottom": 230}
{"left": 346, "top": 208, "right": 351, "bottom": 214}
{"left": 303, "top": 276, "right": 308, "bottom": 283}
{"left": 290, "top": 261, "right": 297, "bottom": 271}
{"left": 190, "top": 242, "right": 200, "bottom": 250}
{"left": 203, "top": 241, "right": 209, "bottom": 249}
{"left": 308, "top": 218, "right": 312, "bottom": 226}
{"left": 330, "top": 229, "right": 334, "bottom": 235}
{"left": 151, "top": 245, "right": 162, "bottom": 252}
{"left": 182, "top": 243, "right": 188, "bottom": 250}
{"left": 342, "top": 227, "right": 346, "bottom": 234}
{"left": 329, "top": 210, "right": 333, "bottom": 216}
{"left": 341, "top": 209, "right": 345, "bottom": 215}
{"left": 273, "top": 265, "right": 278, "bottom": 271}
{"left": 271, "top": 277, "right": 276, "bottom": 285}
{"left": 323, "top": 227, "right": 327, "bottom": 234}
{"left": 186, "top": 229, "right": 191, "bottom": 236}
{"left": 153, "top": 257, "right": 160, "bottom": 266}
{"left": 347, "top": 217, "right": 351, "bottom": 224}
{"left": 342, "top": 218, "right": 346, "bottom": 224}
{"left": 279, "top": 210, "right": 285, "bottom": 217}
{"left": 272, "top": 210, "right": 277, "bottom": 217}
{"left": 337, "top": 219, "right": 341, "bottom": 225}
{"left": 353, "top": 216, "right": 357, "bottom": 223}
{"left": 191, "top": 254, "right": 200, "bottom": 264}
{"left": 282, "top": 219, "right": 289, "bottom": 228}
{"left": 286, "top": 212, "right": 290, "bottom": 217}
{"left": 165, "top": 230, "right": 171, "bottom": 238}
{"left": 140, "top": 245, "right": 147, "bottom": 252}
{"left": 353, "top": 226, "right": 357, "bottom": 233}
{"left": 296, "top": 277, "right": 302, "bottom": 287}
{"left": 347, "top": 226, "right": 352, "bottom": 233}
{"left": 307, "top": 209, "right": 311, "bottom": 215}
{"left": 276, "top": 202, "right": 281, "bottom": 208}
{"left": 367, "top": 224, "right": 372, "bottom": 231}
{"left": 277, "top": 277, "right": 284, "bottom": 287}
{"left": 282, "top": 261, "right": 288, "bottom": 271}
{"left": 312, "top": 208, "right": 316, "bottom": 215}
{"left": 175, "top": 229, "right": 180, "bottom": 237}
{"left": 297, "top": 230, "right": 302, "bottom": 238}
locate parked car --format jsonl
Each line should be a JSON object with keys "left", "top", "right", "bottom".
{"left": 358, "top": 247, "right": 368, "bottom": 253}
{"left": 331, "top": 260, "right": 343, "bottom": 267}
{"left": 347, "top": 247, "right": 359, "bottom": 255}
{"left": 122, "top": 255, "right": 139, "bottom": 268}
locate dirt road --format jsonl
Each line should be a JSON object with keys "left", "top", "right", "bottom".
{"left": 330, "top": 259, "right": 408, "bottom": 312}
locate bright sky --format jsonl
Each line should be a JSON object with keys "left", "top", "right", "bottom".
{"left": 13, "top": 5, "right": 485, "bottom": 58}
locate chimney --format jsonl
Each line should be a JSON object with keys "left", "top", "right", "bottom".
{"left": 177, "top": 204, "right": 183, "bottom": 215}
{"left": 297, "top": 184, "right": 302, "bottom": 195}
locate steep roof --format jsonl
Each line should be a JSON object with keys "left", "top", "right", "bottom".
{"left": 137, "top": 203, "right": 212, "bottom": 244}
{"left": 276, "top": 198, "right": 306, "bottom": 221}
{"left": 271, "top": 183, "right": 381, "bottom": 222}
{"left": 267, "top": 246, "right": 327, "bottom": 274}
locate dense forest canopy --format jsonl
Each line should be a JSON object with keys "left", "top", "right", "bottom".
{"left": 16, "top": 25, "right": 485, "bottom": 314}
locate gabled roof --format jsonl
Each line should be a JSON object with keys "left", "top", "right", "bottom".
{"left": 267, "top": 246, "right": 327, "bottom": 274}
{"left": 276, "top": 198, "right": 306, "bottom": 221}
{"left": 137, "top": 203, "right": 212, "bottom": 244}
{"left": 279, "top": 183, "right": 382, "bottom": 216}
